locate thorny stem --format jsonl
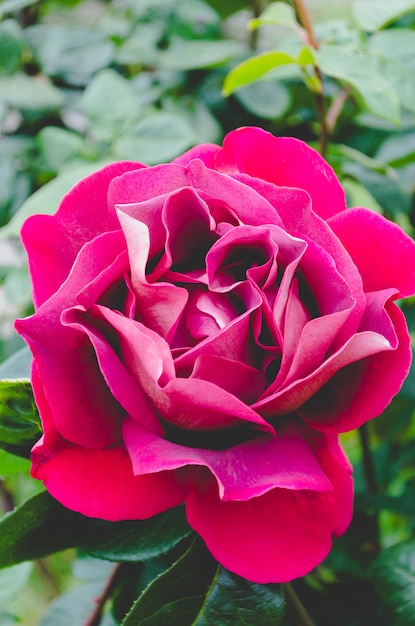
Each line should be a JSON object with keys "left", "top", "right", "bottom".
{"left": 291, "top": 0, "right": 327, "bottom": 156}
{"left": 285, "top": 583, "right": 316, "bottom": 626}
{"left": 84, "top": 563, "right": 123, "bottom": 626}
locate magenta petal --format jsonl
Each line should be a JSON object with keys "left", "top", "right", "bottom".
{"left": 32, "top": 443, "right": 188, "bottom": 521}
{"left": 185, "top": 433, "right": 353, "bottom": 583}
{"left": 21, "top": 161, "right": 144, "bottom": 308}
{"left": 173, "top": 143, "right": 221, "bottom": 167}
{"left": 299, "top": 300, "right": 412, "bottom": 432}
{"left": 329, "top": 207, "right": 415, "bottom": 297}
{"left": 215, "top": 127, "right": 347, "bottom": 219}
{"left": 123, "top": 419, "right": 331, "bottom": 502}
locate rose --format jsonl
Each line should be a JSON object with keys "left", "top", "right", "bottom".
{"left": 16, "top": 127, "right": 415, "bottom": 583}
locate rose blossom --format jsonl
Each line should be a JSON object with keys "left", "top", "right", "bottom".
{"left": 15, "top": 127, "right": 415, "bottom": 583}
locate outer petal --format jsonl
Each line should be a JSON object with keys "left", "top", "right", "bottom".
{"left": 329, "top": 207, "right": 415, "bottom": 297}
{"left": 185, "top": 433, "right": 353, "bottom": 583}
{"left": 30, "top": 366, "right": 189, "bottom": 520}
{"left": 21, "top": 161, "right": 144, "bottom": 308}
{"left": 214, "top": 127, "right": 347, "bottom": 220}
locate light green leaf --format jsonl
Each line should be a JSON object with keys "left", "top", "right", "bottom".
{"left": 343, "top": 178, "right": 383, "bottom": 213}
{"left": 0, "top": 73, "right": 65, "bottom": 111}
{"left": 235, "top": 81, "right": 291, "bottom": 119}
{"left": 369, "top": 29, "right": 415, "bottom": 75}
{"left": 158, "top": 39, "right": 245, "bottom": 71}
{"left": 0, "top": 0, "right": 37, "bottom": 19}
{"left": 37, "top": 127, "right": 85, "bottom": 174}
{"left": 80, "top": 69, "right": 142, "bottom": 142}
{"left": 371, "top": 538, "right": 415, "bottom": 625}
{"left": 0, "top": 161, "right": 111, "bottom": 238}
{"left": 113, "top": 112, "right": 196, "bottom": 165}
{"left": 0, "top": 562, "right": 32, "bottom": 606}
{"left": 249, "top": 2, "right": 298, "bottom": 30}
{"left": 39, "top": 582, "right": 107, "bottom": 626}
{"left": 317, "top": 45, "right": 400, "bottom": 124}
{"left": 0, "top": 448, "right": 30, "bottom": 477}
{"left": 0, "top": 346, "right": 31, "bottom": 379}
{"left": 353, "top": 0, "right": 415, "bottom": 32}
{"left": 26, "top": 24, "right": 114, "bottom": 86}
{"left": 223, "top": 50, "right": 296, "bottom": 96}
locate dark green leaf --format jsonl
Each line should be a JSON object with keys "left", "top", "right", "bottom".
{"left": 0, "top": 379, "right": 41, "bottom": 455}
{"left": 122, "top": 537, "right": 218, "bottom": 626}
{"left": 0, "top": 490, "right": 191, "bottom": 568}
{"left": 193, "top": 568, "right": 285, "bottom": 626}
{"left": 0, "top": 20, "right": 23, "bottom": 74}
{"left": 123, "top": 537, "right": 285, "bottom": 626}
{"left": 84, "top": 506, "right": 192, "bottom": 562}
{"left": 371, "top": 538, "right": 415, "bottom": 625}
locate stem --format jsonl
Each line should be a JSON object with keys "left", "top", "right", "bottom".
{"left": 83, "top": 563, "right": 123, "bottom": 626}
{"left": 326, "top": 86, "right": 352, "bottom": 134}
{"left": 250, "top": 0, "right": 267, "bottom": 50}
{"left": 285, "top": 583, "right": 315, "bottom": 626}
{"left": 291, "top": 0, "right": 328, "bottom": 156}
{"left": 359, "top": 422, "right": 381, "bottom": 550}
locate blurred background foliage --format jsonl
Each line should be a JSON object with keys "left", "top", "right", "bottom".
{"left": 0, "top": 0, "right": 414, "bottom": 624}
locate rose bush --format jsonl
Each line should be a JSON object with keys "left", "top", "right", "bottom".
{"left": 15, "top": 127, "right": 415, "bottom": 583}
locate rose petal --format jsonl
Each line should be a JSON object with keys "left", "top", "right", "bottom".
{"left": 215, "top": 127, "right": 346, "bottom": 219}
{"left": 329, "top": 207, "right": 415, "bottom": 298}
{"left": 21, "top": 161, "right": 143, "bottom": 308}
{"left": 185, "top": 432, "right": 353, "bottom": 583}
{"left": 123, "top": 418, "right": 331, "bottom": 502}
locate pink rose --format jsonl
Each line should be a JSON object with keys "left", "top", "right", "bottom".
{"left": 16, "top": 127, "right": 415, "bottom": 583}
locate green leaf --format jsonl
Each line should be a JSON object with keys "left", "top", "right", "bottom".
{"left": 37, "top": 127, "right": 85, "bottom": 174}
{"left": 0, "top": 491, "right": 191, "bottom": 568}
{"left": 38, "top": 582, "right": 107, "bottom": 626}
{"left": 371, "top": 538, "right": 415, "bottom": 625}
{"left": 26, "top": 24, "right": 114, "bottom": 86}
{"left": 0, "top": 161, "right": 111, "bottom": 238}
{"left": 0, "top": 20, "right": 23, "bottom": 74}
{"left": 113, "top": 112, "right": 196, "bottom": 165}
{"left": 317, "top": 45, "right": 400, "bottom": 124}
{"left": 0, "top": 0, "right": 38, "bottom": 19}
{"left": 0, "top": 379, "right": 41, "bottom": 455}
{"left": 80, "top": 69, "right": 142, "bottom": 142}
{"left": 0, "top": 346, "right": 31, "bottom": 379}
{"left": 223, "top": 50, "right": 296, "bottom": 96}
{"left": 0, "top": 448, "right": 30, "bottom": 477}
{"left": 353, "top": 0, "right": 415, "bottom": 32}
{"left": 235, "top": 81, "right": 291, "bottom": 119}
{"left": 0, "top": 73, "right": 65, "bottom": 112}
{"left": 249, "top": 2, "right": 298, "bottom": 30}
{"left": 123, "top": 537, "right": 285, "bottom": 626}
{"left": 192, "top": 568, "right": 285, "bottom": 626}
{"left": 158, "top": 39, "right": 245, "bottom": 71}
{"left": 84, "top": 506, "right": 192, "bottom": 562}
{"left": 0, "top": 561, "right": 32, "bottom": 606}
{"left": 343, "top": 178, "right": 383, "bottom": 213}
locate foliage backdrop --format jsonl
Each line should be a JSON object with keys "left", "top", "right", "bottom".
{"left": 0, "top": 0, "right": 415, "bottom": 624}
